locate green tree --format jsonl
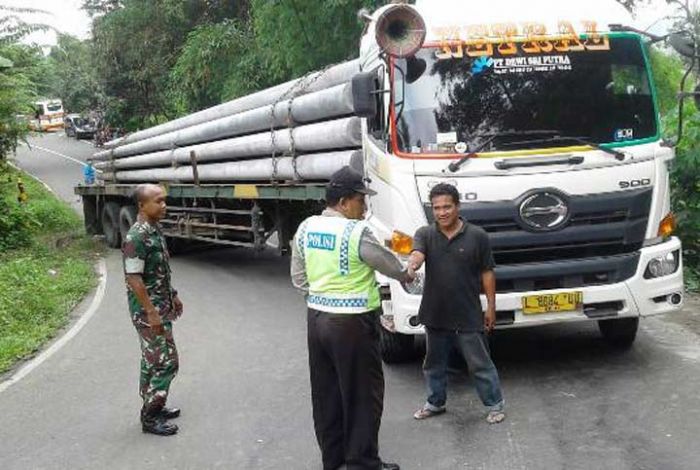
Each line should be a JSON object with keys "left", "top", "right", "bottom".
{"left": 0, "top": 5, "right": 51, "bottom": 45}
{"left": 47, "top": 35, "right": 101, "bottom": 114}
{"left": 0, "top": 57, "right": 35, "bottom": 160}
{"left": 251, "top": 0, "right": 375, "bottom": 83}
{"left": 1, "top": 44, "right": 57, "bottom": 98}
{"left": 0, "top": 6, "right": 53, "bottom": 160}
{"left": 89, "top": 0, "right": 250, "bottom": 129}
{"left": 169, "top": 19, "right": 268, "bottom": 112}
{"left": 81, "top": 0, "right": 123, "bottom": 17}
{"left": 90, "top": 0, "right": 186, "bottom": 128}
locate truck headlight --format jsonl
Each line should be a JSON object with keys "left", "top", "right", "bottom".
{"left": 644, "top": 251, "right": 680, "bottom": 279}
{"left": 402, "top": 271, "right": 424, "bottom": 295}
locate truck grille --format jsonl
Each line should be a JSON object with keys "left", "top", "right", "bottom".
{"left": 424, "top": 188, "right": 652, "bottom": 293}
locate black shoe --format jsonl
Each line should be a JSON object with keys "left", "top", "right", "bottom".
{"left": 142, "top": 418, "right": 178, "bottom": 436}
{"left": 158, "top": 407, "right": 181, "bottom": 420}
{"left": 381, "top": 463, "right": 400, "bottom": 470}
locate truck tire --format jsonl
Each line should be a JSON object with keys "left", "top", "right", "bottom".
{"left": 379, "top": 327, "right": 417, "bottom": 364}
{"left": 119, "top": 205, "right": 137, "bottom": 242}
{"left": 101, "top": 202, "right": 121, "bottom": 249}
{"left": 598, "top": 317, "right": 639, "bottom": 349}
{"left": 82, "top": 196, "right": 102, "bottom": 235}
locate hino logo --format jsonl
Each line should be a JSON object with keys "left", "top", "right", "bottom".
{"left": 519, "top": 192, "right": 569, "bottom": 231}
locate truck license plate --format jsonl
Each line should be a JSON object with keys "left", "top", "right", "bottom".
{"left": 522, "top": 292, "right": 583, "bottom": 315}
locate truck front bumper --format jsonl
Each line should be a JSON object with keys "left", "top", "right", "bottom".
{"left": 383, "top": 237, "right": 684, "bottom": 334}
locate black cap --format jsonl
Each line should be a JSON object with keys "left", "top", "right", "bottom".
{"left": 328, "top": 166, "right": 377, "bottom": 196}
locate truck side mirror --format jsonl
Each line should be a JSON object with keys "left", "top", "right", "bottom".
{"left": 352, "top": 71, "right": 379, "bottom": 119}
{"left": 669, "top": 32, "right": 696, "bottom": 58}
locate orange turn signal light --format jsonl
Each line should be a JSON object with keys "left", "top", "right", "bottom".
{"left": 658, "top": 212, "right": 676, "bottom": 238}
{"left": 390, "top": 230, "right": 414, "bottom": 255}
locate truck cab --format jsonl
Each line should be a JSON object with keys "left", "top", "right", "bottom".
{"left": 357, "top": 0, "right": 684, "bottom": 361}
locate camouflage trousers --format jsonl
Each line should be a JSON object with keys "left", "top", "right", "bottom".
{"left": 134, "top": 320, "right": 179, "bottom": 416}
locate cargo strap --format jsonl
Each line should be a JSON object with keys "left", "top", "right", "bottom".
{"left": 269, "top": 62, "right": 338, "bottom": 183}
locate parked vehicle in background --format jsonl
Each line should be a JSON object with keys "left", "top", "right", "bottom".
{"left": 64, "top": 114, "right": 96, "bottom": 139}
{"left": 29, "top": 99, "right": 64, "bottom": 132}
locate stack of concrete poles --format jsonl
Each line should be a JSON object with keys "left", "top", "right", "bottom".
{"left": 93, "top": 60, "right": 363, "bottom": 183}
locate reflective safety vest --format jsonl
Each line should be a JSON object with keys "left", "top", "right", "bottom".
{"left": 297, "top": 215, "right": 380, "bottom": 314}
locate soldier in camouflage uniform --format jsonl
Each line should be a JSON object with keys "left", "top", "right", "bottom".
{"left": 122, "top": 184, "right": 184, "bottom": 436}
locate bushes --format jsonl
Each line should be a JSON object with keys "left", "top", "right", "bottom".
{"left": 0, "top": 202, "right": 38, "bottom": 251}
{"left": 650, "top": 49, "right": 700, "bottom": 287}
{"left": 666, "top": 111, "right": 700, "bottom": 283}
{"left": 0, "top": 164, "right": 81, "bottom": 251}
{"left": 0, "top": 164, "right": 97, "bottom": 373}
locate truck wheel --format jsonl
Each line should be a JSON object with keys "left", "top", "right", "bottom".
{"left": 82, "top": 196, "right": 102, "bottom": 235}
{"left": 379, "top": 327, "right": 417, "bottom": 364}
{"left": 101, "top": 202, "right": 121, "bottom": 249}
{"left": 119, "top": 205, "right": 137, "bottom": 242}
{"left": 598, "top": 317, "right": 639, "bottom": 349}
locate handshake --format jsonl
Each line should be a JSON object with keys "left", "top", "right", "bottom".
{"left": 402, "top": 260, "right": 421, "bottom": 284}
{"left": 401, "top": 251, "right": 425, "bottom": 284}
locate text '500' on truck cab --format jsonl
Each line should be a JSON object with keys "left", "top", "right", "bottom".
{"left": 356, "top": 0, "right": 684, "bottom": 361}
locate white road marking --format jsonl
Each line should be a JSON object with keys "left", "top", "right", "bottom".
{"left": 0, "top": 258, "right": 108, "bottom": 394}
{"left": 27, "top": 143, "right": 102, "bottom": 173}
{"left": 30, "top": 143, "right": 88, "bottom": 167}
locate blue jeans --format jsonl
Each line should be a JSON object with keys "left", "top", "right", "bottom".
{"left": 423, "top": 328, "right": 504, "bottom": 411}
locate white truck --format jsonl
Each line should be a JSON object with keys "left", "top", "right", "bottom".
{"left": 356, "top": 0, "right": 684, "bottom": 360}
{"left": 77, "top": 0, "right": 686, "bottom": 363}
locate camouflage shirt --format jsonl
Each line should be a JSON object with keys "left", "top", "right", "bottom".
{"left": 122, "top": 220, "right": 177, "bottom": 325}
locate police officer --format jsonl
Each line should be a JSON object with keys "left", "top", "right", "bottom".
{"left": 122, "top": 184, "right": 183, "bottom": 436}
{"left": 291, "top": 167, "right": 412, "bottom": 470}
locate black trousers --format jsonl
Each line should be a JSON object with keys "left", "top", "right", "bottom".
{"left": 307, "top": 308, "right": 385, "bottom": 470}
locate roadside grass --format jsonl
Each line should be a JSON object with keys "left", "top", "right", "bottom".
{"left": 0, "top": 163, "right": 100, "bottom": 374}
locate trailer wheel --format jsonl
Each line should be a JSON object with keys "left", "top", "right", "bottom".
{"left": 101, "top": 202, "right": 121, "bottom": 249}
{"left": 379, "top": 327, "right": 418, "bottom": 364}
{"left": 119, "top": 205, "right": 137, "bottom": 242}
{"left": 82, "top": 196, "right": 102, "bottom": 235}
{"left": 598, "top": 317, "right": 639, "bottom": 349}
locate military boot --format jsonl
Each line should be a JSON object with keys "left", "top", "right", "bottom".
{"left": 158, "top": 406, "right": 181, "bottom": 420}
{"left": 141, "top": 408, "right": 178, "bottom": 436}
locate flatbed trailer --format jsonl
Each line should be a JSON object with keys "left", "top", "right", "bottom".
{"left": 74, "top": 182, "right": 326, "bottom": 253}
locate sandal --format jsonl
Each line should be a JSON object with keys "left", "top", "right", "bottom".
{"left": 486, "top": 410, "right": 506, "bottom": 424}
{"left": 413, "top": 405, "right": 446, "bottom": 420}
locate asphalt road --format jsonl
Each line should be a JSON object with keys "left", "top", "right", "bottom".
{"left": 2, "top": 133, "right": 700, "bottom": 470}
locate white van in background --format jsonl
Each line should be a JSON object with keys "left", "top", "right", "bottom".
{"left": 29, "top": 99, "right": 64, "bottom": 132}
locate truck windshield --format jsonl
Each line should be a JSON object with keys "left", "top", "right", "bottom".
{"left": 392, "top": 36, "right": 657, "bottom": 156}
